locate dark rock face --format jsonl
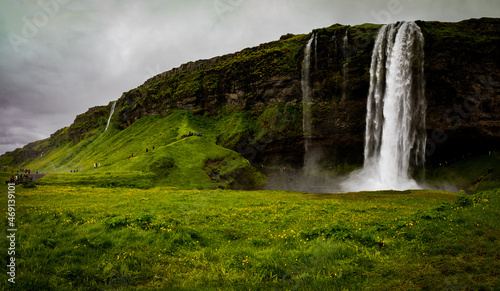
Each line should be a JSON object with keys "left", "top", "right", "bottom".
{"left": 2, "top": 18, "right": 499, "bottom": 167}
{"left": 10, "top": 139, "right": 45, "bottom": 164}
{"left": 67, "top": 105, "right": 109, "bottom": 143}
{"left": 418, "top": 18, "right": 500, "bottom": 164}
{"left": 110, "top": 23, "right": 382, "bottom": 167}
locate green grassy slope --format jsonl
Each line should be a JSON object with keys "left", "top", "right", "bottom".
{"left": 11, "top": 110, "right": 264, "bottom": 189}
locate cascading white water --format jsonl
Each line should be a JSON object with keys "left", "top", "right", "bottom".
{"left": 302, "top": 33, "right": 319, "bottom": 175}
{"left": 302, "top": 33, "right": 315, "bottom": 151}
{"left": 105, "top": 101, "right": 116, "bottom": 131}
{"left": 343, "top": 21, "right": 426, "bottom": 191}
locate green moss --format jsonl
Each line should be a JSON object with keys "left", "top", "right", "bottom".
{"left": 215, "top": 111, "right": 257, "bottom": 149}
{"left": 256, "top": 103, "right": 302, "bottom": 140}
{"left": 0, "top": 152, "right": 14, "bottom": 166}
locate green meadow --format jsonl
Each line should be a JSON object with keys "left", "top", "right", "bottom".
{"left": 1, "top": 180, "right": 499, "bottom": 290}
{"left": 1, "top": 110, "right": 500, "bottom": 289}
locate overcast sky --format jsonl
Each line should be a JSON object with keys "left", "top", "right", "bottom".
{"left": 0, "top": 0, "right": 499, "bottom": 155}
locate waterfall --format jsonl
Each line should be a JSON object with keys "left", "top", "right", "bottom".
{"left": 314, "top": 32, "right": 318, "bottom": 70}
{"left": 302, "top": 33, "right": 318, "bottom": 175}
{"left": 302, "top": 33, "right": 315, "bottom": 150}
{"left": 105, "top": 101, "right": 116, "bottom": 131}
{"left": 343, "top": 21, "right": 426, "bottom": 191}
{"left": 342, "top": 28, "right": 349, "bottom": 101}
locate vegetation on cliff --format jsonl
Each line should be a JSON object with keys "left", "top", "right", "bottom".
{"left": 2, "top": 110, "right": 267, "bottom": 189}
{"left": 0, "top": 18, "right": 499, "bottom": 290}
{"left": 1, "top": 18, "right": 498, "bottom": 189}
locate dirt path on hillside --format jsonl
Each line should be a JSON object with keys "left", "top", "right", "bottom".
{"left": 31, "top": 174, "right": 46, "bottom": 182}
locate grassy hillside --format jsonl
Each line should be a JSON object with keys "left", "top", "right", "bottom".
{"left": 6, "top": 110, "right": 265, "bottom": 189}
{"left": 1, "top": 186, "right": 498, "bottom": 290}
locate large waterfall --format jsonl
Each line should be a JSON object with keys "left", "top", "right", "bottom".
{"left": 105, "top": 101, "right": 116, "bottom": 131}
{"left": 343, "top": 21, "right": 426, "bottom": 191}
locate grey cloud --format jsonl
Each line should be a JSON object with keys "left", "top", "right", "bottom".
{"left": 0, "top": 0, "right": 499, "bottom": 155}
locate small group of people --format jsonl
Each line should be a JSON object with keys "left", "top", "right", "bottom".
{"left": 70, "top": 169, "right": 80, "bottom": 173}
{"left": 188, "top": 132, "right": 202, "bottom": 137}
{"left": 93, "top": 163, "right": 101, "bottom": 168}
{"left": 12, "top": 168, "right": 37, "bottom": 174}
{"left": 7, "top": 174, "right": 32, "bottom": 184}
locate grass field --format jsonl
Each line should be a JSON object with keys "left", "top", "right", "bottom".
{"left": 1, "top": 181, "right": 499, "bottom": 290}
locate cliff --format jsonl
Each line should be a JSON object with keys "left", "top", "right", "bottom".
{"left": 1, "top": 18, "right": 499, "bottom": 169}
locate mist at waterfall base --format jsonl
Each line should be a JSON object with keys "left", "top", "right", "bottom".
{"left": 266, "top": 22, "right": 433, "bottom": 193}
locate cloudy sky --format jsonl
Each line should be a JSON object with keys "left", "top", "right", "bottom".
{"left": 0, "top": 0, "right": 498, "bottom": 155}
